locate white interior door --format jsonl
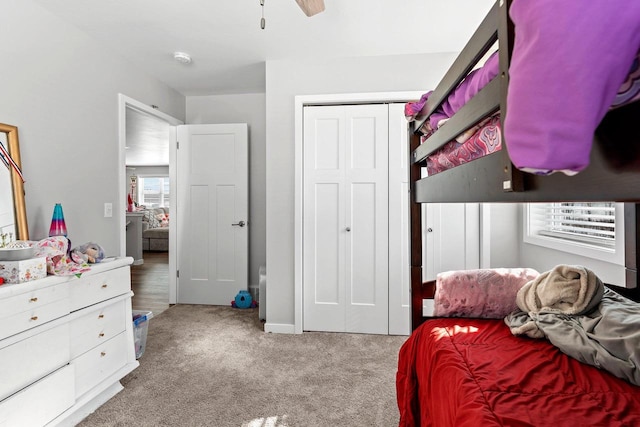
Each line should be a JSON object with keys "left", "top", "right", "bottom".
{"left": 303, "top": 105, "right": 389, "bottom": 334}
{"left": 176, "top": 124, "right": 248, "bottom": 305}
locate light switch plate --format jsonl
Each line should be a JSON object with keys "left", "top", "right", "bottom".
{"left": 104, "top": 203, "right": 113, "bottom": 217}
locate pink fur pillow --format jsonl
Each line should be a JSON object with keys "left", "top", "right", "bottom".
{"left": 433, "top": 268, "right": 540, "bottom": 319}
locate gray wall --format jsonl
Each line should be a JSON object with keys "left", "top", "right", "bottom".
{"left": 2, "top": 0, "right": 185, "bottom": 255}
{"left": 186, "top": 93, "right": 267, "bottom": 293}
{"left": 264, "top": 52, "right": 459, "bottom": 329}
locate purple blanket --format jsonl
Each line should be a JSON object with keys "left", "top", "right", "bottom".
{"left": 405, "top": 51, "right": 499, "bottom": 133}
{"left": 505, "top": 0, "right": 640, "bottom": 175}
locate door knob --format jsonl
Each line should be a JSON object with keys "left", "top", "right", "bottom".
{"left": 232, "top": 221, "right": 246, "bottom": 227}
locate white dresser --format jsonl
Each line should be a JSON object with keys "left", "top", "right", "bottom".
{"left": 0, "top": 257, "right": 139, "bottom": 427}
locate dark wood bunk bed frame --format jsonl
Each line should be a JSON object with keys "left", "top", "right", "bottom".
{"left": 408, "top": 0, "right": 640, "bottom": 330}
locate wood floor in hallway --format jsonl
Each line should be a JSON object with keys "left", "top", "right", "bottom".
{"left": 131, "top": 251, "right": 170, "bottom": 317}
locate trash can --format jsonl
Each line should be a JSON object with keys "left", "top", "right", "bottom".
{"left": 132, "top": 310, "right": 153, "bottom": 359}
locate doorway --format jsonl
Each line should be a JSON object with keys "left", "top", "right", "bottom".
{"left": 118, "top": 94, "right": 183, "bottom": 305}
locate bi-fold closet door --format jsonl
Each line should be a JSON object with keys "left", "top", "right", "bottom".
{"left": 303, "top": 104, "right": 390, "bottom": 334}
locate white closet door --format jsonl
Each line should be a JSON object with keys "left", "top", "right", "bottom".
{"left": 388, "top": 103, "right": 410, "bottom": 336}
{"left": 424, "top": 203, "right": 480, "bottom": 282}
{"left": 303, "top": 106, "right": 346, "bottom": 332}
{"left": 303, "top": 104, "right": 389, "bottom": 334}
{"left": 344, "top": 105, "right": 389, "bottom": 334}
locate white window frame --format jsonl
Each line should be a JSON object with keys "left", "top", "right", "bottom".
{"left": 523, "top": 202, "right": 625, "bottom": 266}
{"left": 137, "top": 175, "right": 170, "bottom": 208}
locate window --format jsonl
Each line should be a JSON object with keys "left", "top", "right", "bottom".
{"left": 524, "top": 202, "right": 625, "bottom": 265}
{"left": 137, "top": 176, "right": 170, "bottom": 208}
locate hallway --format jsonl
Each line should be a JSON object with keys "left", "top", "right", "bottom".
{"left": 131, "top": 251, "right": 170, "bottom": 317}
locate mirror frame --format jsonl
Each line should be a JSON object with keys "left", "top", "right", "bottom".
{"left": 0, "top": 123, "right": 28, "bottom": 240}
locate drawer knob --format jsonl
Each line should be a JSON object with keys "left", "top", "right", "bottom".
{"left": 29, "top": 297, "right": 38, "bottom": 302}
{"left": 100, "top": 352, "right": 106, "bottom": 357}
{"left": 30, "top": 316, "right": 38, "bottom": 321}
{"left": 99, "top": 332, "right": 105, "bottom": 338}
{"left": 98, "top": 314, "right": 105, "bottom": 319}
{"left": 101, "top": 284, "right": 108, "bottom": 289}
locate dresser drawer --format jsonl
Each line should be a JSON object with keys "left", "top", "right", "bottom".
{"left": 72, "top": 331, "right": 128, "bottom": 398}
{"left": 70, "top": 266, "right": 131, "bottom": 312}
{"left": 0, "top": 283, "right": 69, "bottom": 340}
{"left": 0, "top": 323, "right": 70, "bottom": 401}
{"left": 69, "top": 299, "right": 127, "bottom": 359}
{"left": 0, "top": 364, "right": 74, "bottom": 427}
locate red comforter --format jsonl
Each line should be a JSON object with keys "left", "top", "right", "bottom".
{"left": 396, "top": 318, "right": 640, "bottom": 427}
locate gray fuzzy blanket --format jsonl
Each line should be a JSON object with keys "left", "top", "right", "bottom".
{"left": 505, "top": 265, "right": 640, "bottom": 386}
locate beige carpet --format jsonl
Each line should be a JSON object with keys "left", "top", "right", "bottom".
{"left": 79, "top": 305, "right": 408, "bottom": 427}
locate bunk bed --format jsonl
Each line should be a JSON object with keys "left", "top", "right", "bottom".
{"left": 397, "top": 1, "right": 640, "bottom": 425}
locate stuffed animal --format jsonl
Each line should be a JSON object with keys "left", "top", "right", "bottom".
{"left": 71, "top": 242, "right": 105, "bottom": 264}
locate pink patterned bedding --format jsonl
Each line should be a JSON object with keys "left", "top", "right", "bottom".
{"left": 426, "top": 115, "right": 501, "bottom": 176}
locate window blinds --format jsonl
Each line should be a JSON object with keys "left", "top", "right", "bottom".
{"left": 528, "top": 202, "right": 616, "bottom": 249}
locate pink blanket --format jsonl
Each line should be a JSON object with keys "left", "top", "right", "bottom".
{"left": 434, "top": 268, "right": 540, "bottom": 319}
{"left": 28, "top": 236, "right": 91, "bottom": 276}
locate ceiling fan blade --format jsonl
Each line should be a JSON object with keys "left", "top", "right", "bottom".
{"left": 295, "top": 0, "right": 325, "bottom": 17}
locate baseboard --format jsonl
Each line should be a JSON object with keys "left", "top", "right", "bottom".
{"left": 264, "top": 323, "right": 295, "bottom": 334}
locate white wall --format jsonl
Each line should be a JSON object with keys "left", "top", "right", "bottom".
{"left": 264, "top": 52, "right": 459, "bottom": 330}
{"left": 517, "top": 205, "right": 626, "bottom": 285}
{"left": 1, "top": 0, "right": 185, "bottom": 256}
{"left": 186, "top": 93, "right": 267, "bottom": 293}
{"left": 476, "top": 203, "right": 625, "bottom": 284}
{"left": 481, "top": 203, "right": 520, "bottom": 268}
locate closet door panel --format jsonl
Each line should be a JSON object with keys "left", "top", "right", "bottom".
{"left": 344, "top": 105, "right": 389, "bottom": 335}
{"left": 314, "top": 183, "right": 341, "bottom": 304}
{"left": 303, "top": 106, "right": 346, "bottom": 332}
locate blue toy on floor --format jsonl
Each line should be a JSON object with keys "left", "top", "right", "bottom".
{"left": 231, "top": 290, "right": 257, "bottom": 309}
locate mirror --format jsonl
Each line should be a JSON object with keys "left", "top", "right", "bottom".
{"left": 0, "top": 123, "right": 28, "bottom": 242}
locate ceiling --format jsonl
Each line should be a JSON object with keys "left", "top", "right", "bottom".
{"left": 31, "top": 0, "right": 494, "bottom": 96}
{"left": 125, "top": 108, "right": 170, "bottom": 166}
{"left": 31, "top": 0, "right": 493, "bottom": 166}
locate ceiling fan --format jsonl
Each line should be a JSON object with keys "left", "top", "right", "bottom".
{"left": 260, "top": 0, "right": 324, "bottom": 29}
{"left": 295, "top": 0, "right": 325, "bottom": 17}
